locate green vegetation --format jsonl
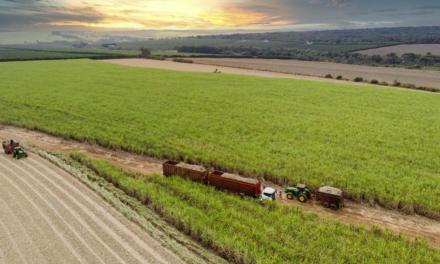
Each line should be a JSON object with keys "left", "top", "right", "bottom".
{"left": 0, "top": 46, "right": 139, "bottom": 61}
{"left": 1, "top": 59, "right": 440, "bottom": 217}
{"left": 71, "top": 153, "right": 440, "bottom": 264}
{"left": 116, "top": 26, "right": 440, "bottom": 69}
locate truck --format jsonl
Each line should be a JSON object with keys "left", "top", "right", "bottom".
{"left": 261, "top": 187, "right": 277, "bottom": 201}
{"left": 316, "top": 186, "right": 344, "bottom": 209}
{"left": 162, "top": 161, "right": 274, "bottom": 200}
{"left": 285, "top": 184, "right": 312, "bottom": 203}
{"left": 163, "top": 160, "right": 208, "bottom": 182}
{"left": 2, "top": 140, "right": 19, "bottom": 155}
{"left": 208, "top": 170, "right": 262, "bottom": 198}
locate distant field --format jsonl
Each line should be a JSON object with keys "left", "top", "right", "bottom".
{"left": 193, "top": 58, "right": 440, "bottom": 89}
{"left": 0, "top": 59, "right": 440, "bottom": 217}
{"left": 0, "top": 46, "right": 139, "bottom": 61}
{"left": 357, "top": 44, "right": 440, "bottom": 56}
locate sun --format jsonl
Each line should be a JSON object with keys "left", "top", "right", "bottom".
{"left": 49, "top": 0, "right": 290, "bottom": 30}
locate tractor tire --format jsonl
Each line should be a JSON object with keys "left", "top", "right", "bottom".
{"left": 286, "top": 193, "right": 294, "bottom": 200}
{"left": 298, "top": 194, "right": 307, "bottom": 203}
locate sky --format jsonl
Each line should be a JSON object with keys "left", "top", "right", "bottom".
{"left": 0, "top": 0, "right": 439, "bottom": 32}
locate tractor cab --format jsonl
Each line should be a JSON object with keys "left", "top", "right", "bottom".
{"left": 12, "top": 146, "right": 28, "bottom": 159}
{"left": 261, "top": 187, "right": 277, "bottom": 201}
{"left": 285, "top": 184, "right": 312, "bottom": 203}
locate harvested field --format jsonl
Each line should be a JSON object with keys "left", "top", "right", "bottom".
{"left": 357, "top": 44, "right": 440, "bottom": 56}
{"left": 105, "top": 58, "right": 342, "bottom": 83}
{"left": 2, "top": 125, "right": 440, "bottom": 248}
{"left": 0, "top": 152, "right": 186, "bottom": 264}
{"left": 191, "top": 58, "right": 440, "bottom": 89}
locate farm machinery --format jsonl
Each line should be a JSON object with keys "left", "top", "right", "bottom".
{"left": 286, "top": 183, "right": 343, "bottom": 208}
{"left": 285, "top": 184, "right": 312, "bottom": 203}
{"left": 163, "top": 160, "right": 343, "bottom": 208}
{"left": 2, "top": 140, "right": 19, "bottom": 154}
{"left": 2, "top": 140, "right": 28, "bottom": 159}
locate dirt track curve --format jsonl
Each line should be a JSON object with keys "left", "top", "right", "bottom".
{"left": 0, "top": 151, "right": 185, "bottom": 264}
{"left": 1, "top": 125, "right": 440, "bottom": 249}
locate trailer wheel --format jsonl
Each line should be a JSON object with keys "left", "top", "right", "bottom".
{"left": 286, "top": 193, "right": 294, "bottom": 200}
{"left": 298, "top": 194, "right": 307, "bottom": 203}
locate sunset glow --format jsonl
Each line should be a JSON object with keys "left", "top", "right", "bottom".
{"left": 2, "top": 0, "right": 438, "bottom": 32}
{"left": 44, "top": 0, "right": 292, "bottom": 30}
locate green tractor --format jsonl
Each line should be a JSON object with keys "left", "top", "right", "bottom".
{"left": 285, "top": 184, "right": 312, "bottom": 203}
{"left": 12, "top": 147, "right": 28, "bottom": 159}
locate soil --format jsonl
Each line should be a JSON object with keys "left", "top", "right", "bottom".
{"left": 104, "top": 58, "right": 440, "bottom": 91}
{"left": 192, "top": 58, "right": 440, "bottom": 90}
{"left": 0, "top": 151, "right": 185, "bottom": 263}
{"left": 104, "top": 58, "right": 366, "bottom": 85}
{"left": 357, "top": 44, "right": 440, "bottom": 56}
{"left": 2, "top": 125, "right": 440, "bottom": 249}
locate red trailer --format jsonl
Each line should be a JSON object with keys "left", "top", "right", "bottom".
{"left": 162, "top": 161, "right": 208, "bottom": 182}
{"left": 2, "top": 140, "right": 19, "bottom": 155}
{"left": 316, "top": 186, "right": 344, "bottom": 209}
{"left": 208, "top": 170, "right": 262, "bottom": 197}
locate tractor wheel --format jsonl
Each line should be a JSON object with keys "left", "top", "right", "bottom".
{"left": 298, "top": 194, "right": 307, "bottom": 203}
{"left": 286, "top": 193, "right": 294, "bottom": 200}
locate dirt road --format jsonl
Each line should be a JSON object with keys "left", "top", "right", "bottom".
{"left": 105, "top": 58, "right": 440, "bottom": 90}
{"left": 104, "top": 58, "right": 363, "bottom": 85}
{"left": 357, "top": 44, "right": 440, "bottom": 56}
{"left": 2, "top": 125, "right": 440, "bottom": 248}
{"left": 193, "top": 58, "right": 440, "bottom": 90}
{"left": 0, "top": 152, "right": 185, "bottom": 263}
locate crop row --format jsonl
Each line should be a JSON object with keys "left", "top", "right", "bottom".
{"left": 0, "top": 59, "right": 440, "bottom": 218}
{"left": 71, "top": 153, "right": 440, "bottom": 264}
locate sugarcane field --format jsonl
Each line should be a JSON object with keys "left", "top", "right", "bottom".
{"left": 2, "top": 3, "right": 440, "bottom": 263}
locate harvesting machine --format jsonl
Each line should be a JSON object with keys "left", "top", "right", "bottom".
{"left": 2, "top": 140, "right": 19, "bottom": 154}
{"left": 12, "top": 147, "right": 28, "bottom": 159}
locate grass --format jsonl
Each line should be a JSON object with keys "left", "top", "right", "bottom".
{"left": 71, "top": 153, "right": 440, "bottom": 264}
{"left": 0, "top": 46, "right": 139, "bottom": 61}
{"left": 0, "top": 59, "right": 440, "bottom": 217}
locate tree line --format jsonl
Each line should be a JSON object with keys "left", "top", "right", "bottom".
{"left": 176, "top": 46, "right": 440, "bottom": 68}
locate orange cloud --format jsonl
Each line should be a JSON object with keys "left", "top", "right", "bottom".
{"left": 47, "top": 0, "right": 294, "bottom": 30}
{"left": 199, "top": 7, "right": 290, "bottom": 27}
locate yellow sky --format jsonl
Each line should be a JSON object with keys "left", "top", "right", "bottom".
{"left": 50, "top": 0, "right": 291, "bottom": 29}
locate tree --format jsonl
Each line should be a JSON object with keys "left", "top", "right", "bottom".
{"left": 140, "top": 48, "right": 151, "bottom": 58}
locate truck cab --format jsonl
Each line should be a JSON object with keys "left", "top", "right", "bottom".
{"left": 261, "top": 187, "right": 277, "bottom": 201}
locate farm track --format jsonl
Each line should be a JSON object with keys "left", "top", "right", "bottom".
{"left": 0, "top": 148, "right": 187, "bottom": 263}
{"left": 356, "top": 44, "right": 440, "bottom": 56}
{"left": 104, "top": 58, "right": 440, "bottom": 91}
{"left": 104, "top": 58, "right": 366, "bottom": 86}
{"left": 191, "top": 58, "right": 440, "bottom": 90}
{"left": 2, "top": 125, "right": 440, "bottom": 248}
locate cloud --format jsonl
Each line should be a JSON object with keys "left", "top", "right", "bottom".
{"left": 416, "top": 5, "right": 440, "bottom": 10}
{"left": 308, "top": 0, "right": 352, "bottom": 8}
{"left": 0, "top": 1, "right": 108, "bottom": 30}
{"left": 329, "top": 0, "right": 352, "bottom": 7}
{"left": 0, "top": 0, "right": 439, "bottom": 31}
